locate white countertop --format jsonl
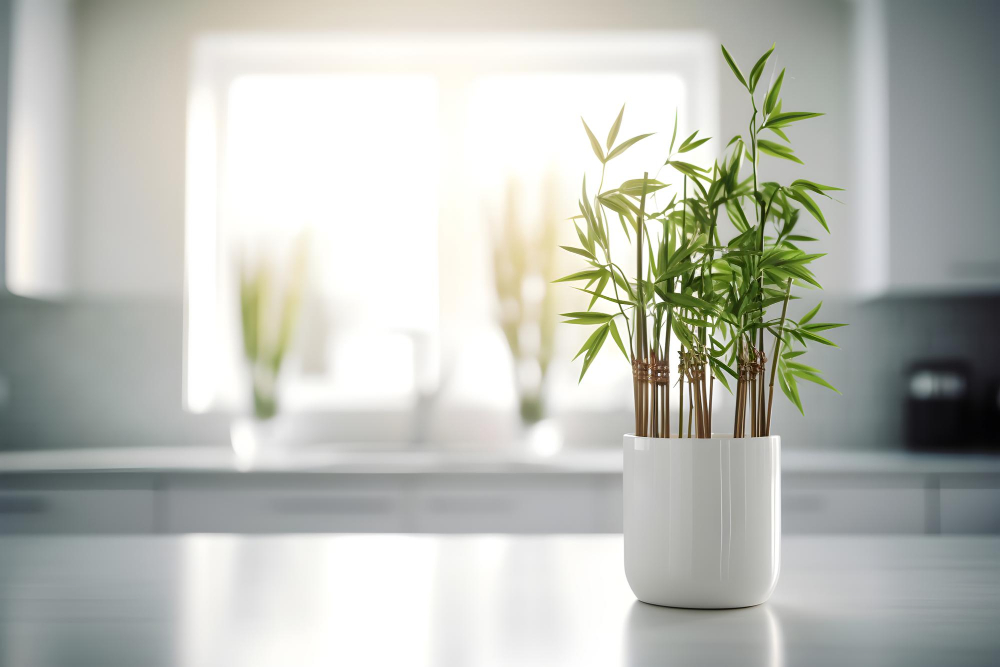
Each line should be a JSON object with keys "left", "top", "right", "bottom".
{"left": 1, "top": 445, "right": 1000, "bottom": 475}
{"left": 0, "top": 534, "right": 997, "bottom": 666}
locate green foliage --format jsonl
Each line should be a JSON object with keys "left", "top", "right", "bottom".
{"left": 239, "top": 236, "right": 308, "bottom": 420}
{"left": 556, "top": 43, "right": 846, "bottom": 433}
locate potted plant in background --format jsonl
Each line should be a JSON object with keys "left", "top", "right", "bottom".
{"left": 232, "top": 235, "right": 308, "bottom": 462}
{"left": 557, "top": 43, "right": 845, "bottom": 608}
{"left": 490, "top": 177, "right": 562, "bottom": 454}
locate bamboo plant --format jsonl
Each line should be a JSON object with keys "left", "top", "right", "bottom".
{"left": 239, "top": 236, "right": 308, "bottom": 420}
{"left": 490, "top": 178, "right": 560, "bottom": 425}
{"left": 557, "top": 44, "right": 845, "bottom": 438}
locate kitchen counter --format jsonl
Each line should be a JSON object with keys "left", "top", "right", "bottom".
{"left": 1, "top": 534, "right": 998, "bottom": 666}
{"left": 2, "top": 445, "right": 1000, "bottom": 475}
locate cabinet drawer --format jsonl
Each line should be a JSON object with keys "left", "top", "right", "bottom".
{"left": 413, "top": 475, "right": 599, "bottom": 533}
{"left": 783, "top": 476, "right": 926, "bottom": 534}
{"left": 941, "top": 477, "right": 1000, "bottom": 534}
{"left": 163, "top": 475, "right": 406, "bottom": 533}
{"left": 0, "top": 475, "right": 156, "bottom": 534}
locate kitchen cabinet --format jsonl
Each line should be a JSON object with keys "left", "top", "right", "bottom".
{"left": 0, "top": 474, "right": 155, "bottom": 534}
{"left": 783, "top": 474, "right": 927, "bottom": 534}
{"left": 163, "top": 474, "right": 407, "bottom": 533}
{"left": 940, "top": 475, "right": 1000, "bottom": 534}
{"left": 857, "top": 0, "right": 1000, "bottom": 295}
{"left": 2, "top": 448, "right": 1000, "bottom": 535}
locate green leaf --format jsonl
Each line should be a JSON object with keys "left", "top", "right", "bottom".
{"left": 574, "top": 286, "right": 631, "bottom": 307}
{"left": 619, "top": 178, "right": 668, "bottom": 197}
{"left": 786, "top": 186, "right": 829, "bottom": 232}
{"left": 758, "top": 139, "right": 803, "bottom": 164}
{"left": 798, "top": 329, "right": 838, "bottom": 346}
{"left": 579, "top": 324, "right": 609, "bottom": 382}
{"left": 802, "top": 322, "right": 847, "bottom": 332}
{"left": 607, "top": 133, "right": 655, "bottom": 160}
{"left": 721, "top": 44, "right": 748, "bottom": 89}
{"left": 609, "top": 319, "right": 631, "bottom": 362}
{"left": 791, "top": 179, "right": 843, "bottom": 197}
{"left": 573, "top": 323, "right": 608, "bottom": 361}
{"left": 588, "top": 273, "right": 609, "bottom": 309}
{"left": 748, "top": 43, "right": 774, "bottom": 92}
{"left": 561, "top": 311, "right": 614, "bottom": 325}
{"left": 763, "top": 111, "right": 823, "bottom": 129}
{"left": 560, "top": 245, "right": 597, "bottom": 262}
{"left": 553, "top": 269, "right": 604, "bottom": 283}
{"left": 764, "top": 68, "right": 784, "bottom": 115}
{"left": 678, "top": 137, "right": 711, "bottom": 153}
{"left": 606, "top": 104, "right": 624, "bottom": 151}
{"left": 581, "top": 117, "right": 605, "bottom": 162}
{"left": 669, "top": 108, "right": 679, "bottom": 154}
{"left": 791, "top": 370, "right": 841, "bottom": 394}
{"left": 662, "top": 292, "right": 716, "bottom": 313}
{"left": 779, "top": 369, "right": 805, "bottom": 414}
{"left": 799, "top": 301, "right": 822, "bottom": 325}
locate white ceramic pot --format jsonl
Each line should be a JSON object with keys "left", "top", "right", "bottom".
{"left": 623, "top": 434, "right": 781, "bottom": 609}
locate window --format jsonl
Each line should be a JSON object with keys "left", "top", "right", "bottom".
{"left": 185, "top": 34, "right": 717, "bottom": 442}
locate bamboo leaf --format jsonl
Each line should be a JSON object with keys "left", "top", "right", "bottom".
{"left": 721, "top": 44, "right": 748, "bottom": 89}
{"left": 764, "top": 68, "right": 785, "bottom": 115}
{"left": 669, "top": 108, "right": 679, "bottom": 154}
{"left": 786, "top": 186, "right": 829, "bottom": 232}
{"left": 574, "top": 285, "right": 631, "bottom": 307}
{"left": 758, "top": 139, "right": 804, "bottom": 164}
{"left": 791, "top": 179, "right": 844, "bottom": 197}
{"left": 662, "top": 292, "right": 716, "bottom": 313}
{"left": 587, "top": 273, "right": 609, "bottom": 309}
{"left": 607, "top": 133, "right": 655, "bottom": 160}
{"left": 678, "top": 137, "right": 711, "bottom": 153}
{"left": 609, "top": 319, "right": 631, "bottom": 361}
{"left": 802, "top": 322, "right": 847, "bottom": 332}
{"left": 620, "top": 178, "right": 669, "bottom": 197}
{"left": 607, "top": 104, "right": 624, "bottom": 150}
{"left": 763, "top": 111, "right": 823, "bottom": 129}
{"left": 579, "top": 324, "right": 609, "bottom": 382}
{"left": 561, "top": 311, "right": 614, "bottom": 324}
{"left": 748, "top": 43, "right": 774, "bottom": 92}
{"left": 799, "top": 301, "right": 822, "bottom": 325}
{"left": 798, "top": 329, "right": 838, "bottom": 346}
{"left": 791, "top": 370, "right": 841, "bottom": 394}
{"left": 581, "top": 117, "right": 605, "bottom": 162}
{"left": 573, "top": 324, "right": 607, "bottom": 361}
{"left": 553, "top": 269, "right": 604, "bottom": 283}
{"left": 560, "top": 245, "right": 597, "bottom": 262}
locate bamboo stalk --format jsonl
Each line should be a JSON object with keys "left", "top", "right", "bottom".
{"left": 708, "top": 375, "right": 714, "bottom": 437}
{"left": 766, "top": 278, "right": 793, "bottom": 435}
{"left": 678, "top": 370, "right": 685, "bottom": 439}
{"left": 687, "top": 379, "right": 694, "bottom": 438}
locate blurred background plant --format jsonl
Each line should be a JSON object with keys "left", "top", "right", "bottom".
{"left": 489, "top": 177, "right": 560, "bottom": 429}
{"left": 239, "top": 234, "right": 309, "bottom": 421}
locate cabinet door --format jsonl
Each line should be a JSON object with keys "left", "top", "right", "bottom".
{"left": 413, "top": 474, "right": 600, "bottom": 533}
{"left": 940, "top": 475, "right": 1000, "bottom": 534}
{"left": 783, "top": 474, "right": 927, "bottom": 534}
{"left": 163, "top": 474, "right": 407, "bottom": 533}
{"left": 0, "top": 475, "right": 156, "bottom": 534}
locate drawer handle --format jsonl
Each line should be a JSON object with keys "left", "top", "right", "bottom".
{"left": 0, "top": 497, "right": 49, "bottom": 515}
{"left": 426, "top": 497, "right": 512, "bottom": 514}
{"left": 271, "top": 498, "right": 392, "bottom": 515}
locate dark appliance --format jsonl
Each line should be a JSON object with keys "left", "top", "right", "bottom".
{"left": 905, "top": 360, "right": 972, "bottom": 451}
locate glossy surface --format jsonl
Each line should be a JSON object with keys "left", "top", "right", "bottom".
{"left": 624, "top": 435, "right": 780, "bottom": 608}
{"left": 1, "top": 534, "right": 998, "bottom": 667}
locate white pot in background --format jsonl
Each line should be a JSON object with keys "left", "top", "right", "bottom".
{"left": 623, "top": 434, "right": 781, "bottom": 609}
